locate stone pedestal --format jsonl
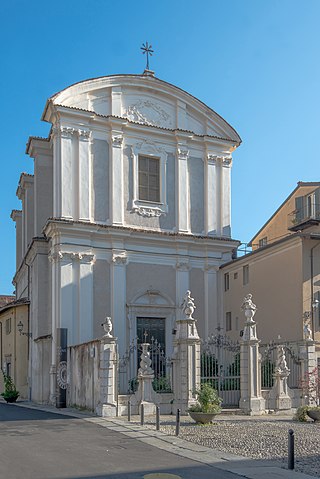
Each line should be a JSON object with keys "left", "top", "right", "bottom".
{"left": 172, "top": 292, "right": 201, "bottom": 414}
{"left": 130, "top": 343, "right": 159, "bottom": 414}
{"left": 96, "top": 336, "right": 118, "bottom": 417}
{"left": 239, "top": 295, "right": 265, "bottom": 415}
{"left": 267, "top": 345, "right": 292, "bottom": 412}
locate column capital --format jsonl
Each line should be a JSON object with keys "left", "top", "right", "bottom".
{"left": 112, "top": 250, "right": 128, "bottom": 265}
{"left": 112, "top": 135, "right": 123, "bottom": 148}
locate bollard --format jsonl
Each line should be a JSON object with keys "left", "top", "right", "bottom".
{"left": 156, "top": 406, "right": 160, "bottom": 431}
{"left": 140, "top": 403, "right": 144, "bottom": 426}
{"left": 288, "top": 429, "right": 295, "bottom": 470}
{"left": 175, "top": 408, "right": 180, "bottom": 436}
{"left": 127, "top": 400, "right": 131, "bottom": 422}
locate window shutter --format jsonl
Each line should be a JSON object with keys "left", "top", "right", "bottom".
{"left": 295, "top": 196, "right": 304, "bottom": 224}
{"left": 314, "top": 188, "right": 320, "bottom": 219}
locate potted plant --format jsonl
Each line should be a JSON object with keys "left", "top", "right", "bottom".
{"left": 1, "top": 371, "right": 19, "bottom": 403}
{"left": 188, "top": 382, "right": 222, "bottom": 424}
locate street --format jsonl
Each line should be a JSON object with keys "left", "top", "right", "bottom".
{"left": 0, "top": 403, "right": 239, "bottom": 479}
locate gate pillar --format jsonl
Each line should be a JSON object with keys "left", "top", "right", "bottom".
{"left": 172, "top": 290, "right": 201, "bottom": 414}
{"left": 96, "top": 317, "right": 118, "bottom": 417}
{"left": 239, "top": 294, "right": 265, "bottom": 415}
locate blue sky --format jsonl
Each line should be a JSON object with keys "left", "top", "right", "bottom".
{"left": 1, "top": 0, "right": 320, "bottom": 294}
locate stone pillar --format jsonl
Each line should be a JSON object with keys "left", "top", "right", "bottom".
{"left": 172, "top": 290, "right": 201, "bottom": 414}
{"left": 299, "top": 340, "right": 318, "bottom": 405}
{"left": 131, "top": 342, "right": 160, "bottom": 415}
{"left": 96, "top": 318, "right": 118, "bottom": 417}
{"left": 239, "top": 294, "right": 265, "bottom": 415}
{"left": 110, "top": 133, "right": 123, "bottom": 226}
{"left": 268, "top": 345, "right": 292, "bottom": 412}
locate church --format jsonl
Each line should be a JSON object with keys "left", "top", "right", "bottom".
{"left": 12, "top": 67, "right": 241, "bottom": 403}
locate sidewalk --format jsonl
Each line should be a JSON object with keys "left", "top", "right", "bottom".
{"left": 10, "top": 400, "right": 315, "bottom": 479}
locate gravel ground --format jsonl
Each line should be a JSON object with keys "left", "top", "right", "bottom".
{"left": 125, "top": 415, "right": 320, "bottom": 477}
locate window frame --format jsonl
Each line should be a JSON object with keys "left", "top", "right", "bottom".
{"left": 138, "top": 155, "right": 161, "bottom": 203}
{"left": 130, "top": 141, "right": 168, "bottom": 217}
{"left": 226, "top": 311, "right": 232, "bottom": 331}
{"left": 243, "top": 265, "right": 249, "bottom": 285}
{"left": 224, "top": 272, "right": 230, "bottom": 292}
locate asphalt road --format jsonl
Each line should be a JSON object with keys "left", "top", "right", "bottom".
{"left": 0, "top": 403, "right": 240, "bottom": 479}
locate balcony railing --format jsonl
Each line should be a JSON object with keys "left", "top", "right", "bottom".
{"left": 288, "top": 203, "right": 320, "bottom": 231}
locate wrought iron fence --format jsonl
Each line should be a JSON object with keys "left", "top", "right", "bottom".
{"left": 201, "top": 333, "right": 240, "bottom": 407}
{"left": 260, "top": 341, "right": 302, "bottom": 389}
{"left": 117, "top": 337, "right": 172, "bottom": 395}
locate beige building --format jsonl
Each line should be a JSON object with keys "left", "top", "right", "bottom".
{"left": 221, "top": 182, "right": 320, "bottom": 350}
{"left": 0, "top": 298, "right": 29, "bottom": 398}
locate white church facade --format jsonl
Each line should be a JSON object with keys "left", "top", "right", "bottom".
{"left": 12, "top": 71, "right": 241, "bottom": 403}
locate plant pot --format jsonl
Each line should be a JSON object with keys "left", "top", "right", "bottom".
{"left": 307, "top": 409, "right": 320, "bottom": 422}
{"left": 4, "top": 396, "right": 18, "bottom": 403}
{"left": 188, "top": 411, "right": 217, "bottom": 424}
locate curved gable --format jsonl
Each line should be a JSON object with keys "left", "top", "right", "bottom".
{"left": 46, "top": 74, "right": 241, "bottom": 143}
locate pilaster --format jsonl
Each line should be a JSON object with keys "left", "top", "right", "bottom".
{"left": 111, "top": 250, "right": 127, "bottom": 355}
{"left": 110, "top": 133, "right": 124, "bottom": 225}
{"left": 176, "top": 144, "right": 189, "bottom": 233}
{"left": 205, "top": 154, "right": 218, "bottom": 235}
{"left": 78, "top": 130, "right": 91, "bottom": 221}
{"left": 221, "top": 157, "right": 232, "bottom": 237}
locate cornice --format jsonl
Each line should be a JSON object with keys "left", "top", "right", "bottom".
{"left": 43, "top": 218, "right": 240, "bottom": 251}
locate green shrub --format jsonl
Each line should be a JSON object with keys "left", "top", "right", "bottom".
{"left": 294, "top": 406, "right": 310, "bottom": 422}
{"left": 188, "top": 382, "right": 222, "bottom": 414}
{"left": 1, "top": 370, "right": 19, "bottom": 403}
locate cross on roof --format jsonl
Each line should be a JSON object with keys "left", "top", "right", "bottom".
{"left": 141, "top": 42, "right": 154, "bottom": 71}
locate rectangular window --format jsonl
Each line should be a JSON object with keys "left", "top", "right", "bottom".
{"left": 226, "top": 312, "right": 232, "bottom": 331}
{"left": 234, "top": 272, "right": 238, "bottom": 280}
{"left": 224, "top": 273, "right": 230, "bottom": 291}
{"left": 258, "top": 237, "right": 268, "bottom": 247}
{"left": 138, "top": 155, "right": 160, "bottom": 202}
{"left": 243, "top": 265, "right": 249, "bottom": 285}
{"left": 5, "top": 318, "right": 11, "bottom": 335}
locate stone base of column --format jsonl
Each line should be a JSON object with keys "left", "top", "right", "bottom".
{"left": 96, "top": 402, "right": 117, "bottom": 417}
{"left": 130, "top": 375, "right": 160, "bottom": 415}
{"left": 239, "top": 396, "right": 265, "bottom": 415}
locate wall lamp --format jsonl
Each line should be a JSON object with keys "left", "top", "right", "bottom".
{"left": 17, "top": 321, "right": 32, "bottom": 338}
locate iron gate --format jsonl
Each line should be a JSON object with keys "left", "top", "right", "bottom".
{"left": 117, "top": 337, "right": 172, "bottom": 395}
{"left": 260, "top": 341, "right": 302, "bottom": 389}
{"left": 201, "top": 333, "right": 240, "bottom": 407}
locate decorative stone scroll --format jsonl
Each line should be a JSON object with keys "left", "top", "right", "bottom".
{"left": 48, "top": 251, "right": 95, "bottom": 263}
{"left": 112, "top": 253, "right": 128, "bottom": 265}
{"left": 132, "top": 206, "right": 165, "bottom": 217}
{"left": 112, "top": 135, "right": 123, "bottom": 148}
{"left": 177, "top": 147, "right": 189, "bottom": 161}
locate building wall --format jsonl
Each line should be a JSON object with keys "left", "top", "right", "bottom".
{"left": 0, "top": 305, "right": 29, "bottom": 399}
{"left": 222, "top": 237, "right": 303, "bottom": 343}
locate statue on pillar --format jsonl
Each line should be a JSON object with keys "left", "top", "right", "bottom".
{"left": 102, "top": 317, "right": 113, "bottom": 338}
{"left": 181, "top": 290, "right": 196, "bottom": 319}
{"left": 303, "top": 319, "right": 313, "bottom": 341}
{"left": 241, "top": 294, "right": 257, "bottom": 324}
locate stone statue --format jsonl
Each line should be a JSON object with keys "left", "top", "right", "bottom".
{"left": 275, "top": 346, "right": 289, "bottom": 374}
{"left": 241, "top": 294, "right": 257, "bottom": 323}
{"left": 181, "top": 290, "right": 196, "bottom": 319}
{"left": 138, "top": 343, "right": 153, "bottom": 377}
{"left": 303, "top": 320, "right": 313, "bottom": 341}
{"left": 102, "top": 317, "right": 113, "bottom": 338}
